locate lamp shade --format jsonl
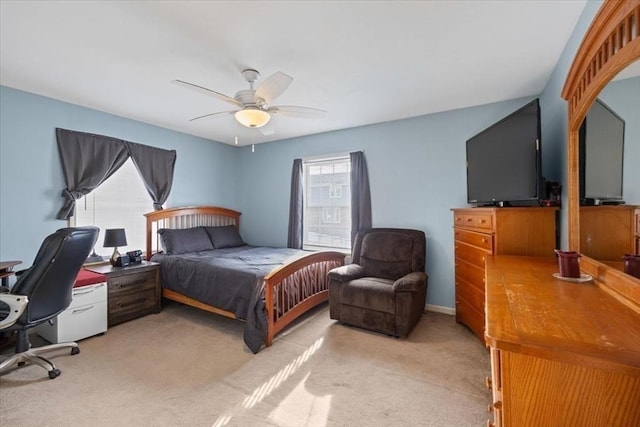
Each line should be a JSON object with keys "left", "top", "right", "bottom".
{"left": 234, "top": 108, "right": 271, "bottom": 128}
{"left": 103, "top": 228, "right": 127, "bottom": 248}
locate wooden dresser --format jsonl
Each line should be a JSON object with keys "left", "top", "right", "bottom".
{"left": 452, "top": 207, "right": 557, "bottom": 340}
{"left": 484, "top": 255, "right": 640, "bottom": 427}
{"left": 580, "top": 205, "right": 640, "bottom": 260}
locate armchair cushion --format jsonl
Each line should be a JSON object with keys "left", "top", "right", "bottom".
{"left": 393, "top": 272, "right": 428, "bottom": 292}
{"left": 327, "top": 264, "right": 366, "bottom": 283}
{"left": 359, "top": 231, "right": 414, "bottom": 280}
{"left": 338, "top": 277, "right": 396, "bottom": 314}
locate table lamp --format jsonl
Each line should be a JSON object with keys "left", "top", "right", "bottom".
{"left": 104, "top": 228, "right": 127, "bottom": 266}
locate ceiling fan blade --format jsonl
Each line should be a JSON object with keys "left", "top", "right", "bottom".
{"left": 269, "top": 105, "right": 327, "bottom": 118}
{"left": 255, "top": 72, "right": 293, "bottom": 104}
{"left": 189, "top": 110, "right": 236, "bottom": 122}
{"left": 258, "top": 121, "right": 275, "bottom": 136}
{"left": 173, "top": 79, "right": 242, "bottom": 108}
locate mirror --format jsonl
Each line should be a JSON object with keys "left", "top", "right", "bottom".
{"left": 562, "top": 0, "right": 640, "bottom": 308}
{"left": 578, "top": 59, "right": 639, "bottom": 271}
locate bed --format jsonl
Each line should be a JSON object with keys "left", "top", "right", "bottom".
{"left": 145, "top": 206, "right": 345, "bottom": 353}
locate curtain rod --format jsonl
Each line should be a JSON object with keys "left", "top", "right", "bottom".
{"left": 302, "top": 151, "right": 358, "bottom": 163}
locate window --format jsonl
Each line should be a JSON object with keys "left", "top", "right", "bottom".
{"left": 73, "top": 159, "right": 153, "bottom": 257}
{"left": 303, "top": 156, "right": 351, "bottom": 251}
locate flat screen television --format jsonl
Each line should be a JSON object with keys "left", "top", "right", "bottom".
{"left": 466, "top": 99, "right": 541, "bottom": 206}
{"left": 579, "top": 98, "right": 625, "bottom": 205}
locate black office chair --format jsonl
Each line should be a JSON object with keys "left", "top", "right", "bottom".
{"left": 0, "top": 226, "right": 98, "bottom": 379}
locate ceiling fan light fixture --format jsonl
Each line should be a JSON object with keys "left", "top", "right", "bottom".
{"left": 234, "top": 108, "right": 271, "bottom": 128}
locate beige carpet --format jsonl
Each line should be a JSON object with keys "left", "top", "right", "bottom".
{"left": 0, "top": 302, "right": 490, "bottom": 426}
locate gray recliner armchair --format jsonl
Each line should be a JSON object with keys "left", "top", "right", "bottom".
{"left": 328, "top": 228, "right": 427, "bottom": 337}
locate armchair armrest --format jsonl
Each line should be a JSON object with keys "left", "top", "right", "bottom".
{"left": 393, "top": 272, "right": 427, "bottom": 292}
{"left": 327, "top": 264, "right": 367, "bottom": 283}
{"left": 0, "top": 294, "right": 28, "bottom": 330}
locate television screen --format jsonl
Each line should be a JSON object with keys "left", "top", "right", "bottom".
{"left": 466, "top": 99, "right": 541, "bottom": 205}
{"left": 579, "top": 98, "right": 625, "bottom": 204}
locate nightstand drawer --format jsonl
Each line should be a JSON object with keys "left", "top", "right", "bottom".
{"left": 108, "top": 271, "right": 157, "bottom": 297}
{"left": 108, "top": 288, "right": 158, "bottom": 325}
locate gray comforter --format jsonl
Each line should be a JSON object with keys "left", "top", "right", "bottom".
{"left": 151, "top": 245, "right": 303, "bottom": 353}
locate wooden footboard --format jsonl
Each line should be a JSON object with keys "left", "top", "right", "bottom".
{"left": 145, "top": 206, "right": 345, "bottom": 348}
{"left": 264, "top": 251, "right": 344, "bottom": 346}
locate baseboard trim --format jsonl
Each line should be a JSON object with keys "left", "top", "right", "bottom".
{"left": 424, "top": 304, "right": 455, "bottom": 316}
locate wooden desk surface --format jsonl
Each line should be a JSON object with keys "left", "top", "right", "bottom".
{"left": 485, "top": 255, "right": 640, "bottom": 374}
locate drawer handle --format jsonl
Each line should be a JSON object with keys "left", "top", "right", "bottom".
{"left": 482, "top": 238, "right": 487, "bottom": 243}
{"left": 466, "top": 218, "right": 473, "bottom": 222}
{"left": 116, "top": 279, "right": 147, "bottom": 288}
{"left": 72, "top": 305, "right": 94, "bottom": 314}
{"left": 74, "top": 289, "right": 95, "bottom": 296}
{"left": 119, "top": 297, "right": 148, "bottom": 308}
{"left": 487, "top": 420, "right": 495, "bottom": 427}
{"left": 485, "top": 377, "right": 492, "bottom": 390}
{"left": 479, "top": 219, "right": 486, "bottom": 223}
{"left": 456, "top": 217, "right": 461, "bottom": 222}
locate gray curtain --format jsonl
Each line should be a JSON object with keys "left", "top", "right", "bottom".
{"left": 126, "top": 141, "right": 177, "bottom": 210}
{"left": 56, "top": 127, "right": 177, "bottom": 220}
{"left": 56, "top": 128, "right": 129, "bottom": 220}
{"left": 287, "top": 158, "right": 304, "bottom": 249}
{"left": 350, "top": 151, "right": 372, "bottom": 246}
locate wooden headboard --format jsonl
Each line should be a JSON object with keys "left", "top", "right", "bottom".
{"left": 144, "top": 206, "right": 241, "bottom": 259}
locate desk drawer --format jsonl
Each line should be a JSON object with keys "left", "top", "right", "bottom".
{"left": 70, "top": 282, "right": 107, "bottom": 308}
{"left": 37, "top": 300, "right": 107, "bottom": 343}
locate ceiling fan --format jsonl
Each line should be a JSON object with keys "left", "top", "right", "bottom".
{"left": 173, "top": 69, "right": 326, "bottom": 134}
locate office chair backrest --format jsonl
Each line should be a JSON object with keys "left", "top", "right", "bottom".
{"left": 11, "top": 226, "right": 98, "bottom": 326}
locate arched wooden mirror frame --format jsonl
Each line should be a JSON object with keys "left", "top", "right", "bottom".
{"left": 562, "top": 0, "right": 640, "bottom": 311}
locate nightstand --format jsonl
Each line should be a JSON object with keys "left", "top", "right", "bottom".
{"left": 85, "top": 261, "right": 160, "bottom": 326}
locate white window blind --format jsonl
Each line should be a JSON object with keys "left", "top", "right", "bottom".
{"left": 303, "top": 156, "right": 351, "bottom": 251}
{"left": 73, "top": 159, "right": 151, "bottom": 256}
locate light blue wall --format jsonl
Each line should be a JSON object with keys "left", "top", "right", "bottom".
{"left": 236, "top": 97, "right": 536, "bottom": 309}
{"left": 599, "top": 77, "right": 640, "bottom": 205}
{"left": 0, "top": 0, "right": 605, "bottom": 309}
{"left": 0, "top": 86, "right": 238, "bottom": 271}
{"left": 539, "top": 0, "right": 603, "bottom": 249}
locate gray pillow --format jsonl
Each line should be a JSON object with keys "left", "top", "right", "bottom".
{"left": 158, "top": 227, "right": 214, "bottom": 254}
{"left": 205, "top": 225, "right": 246, "bottom": 249}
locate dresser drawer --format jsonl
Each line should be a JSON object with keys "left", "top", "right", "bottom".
{"left": 454, "top": 229, "right": 493, "bottom": 251}
{"left": 454, "top": 212, "right": 494, "bottom": 231}
{"left": 456, "top": 275, "right": 485, "bottom": 311}
{"left": 108, "top": 288, "right": 158, "bottom": 325}
{"left": 455, "top": 242, "right": 490, "bottom": 269}
{"left": 455, "top": 258, "right": 485, "bottom": 292}
{"left": 108, "top": 271, "right": 157, "bottom": 297}
{"left": 455, "top": 297, "right": 484, "bottom": 341}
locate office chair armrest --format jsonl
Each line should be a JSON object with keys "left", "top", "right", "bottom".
{"left": 0, "top": 294, "right": 28, "bottom": 330}
{"left": 393, "top": 272, "right": 427, "bottom": 292}
{"left": 327, "top": 264, "right": 367, "bottom": 283}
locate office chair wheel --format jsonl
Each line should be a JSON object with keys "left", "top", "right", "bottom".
{"left": 48, "top": 368, "right": 61, "bottom": 379}
{"left": 71, "top": 347, "right": 80, "bottom": 356}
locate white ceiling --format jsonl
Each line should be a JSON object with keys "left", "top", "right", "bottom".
{"left": 0, "top": 1, "right": 588, "bottom": 146}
